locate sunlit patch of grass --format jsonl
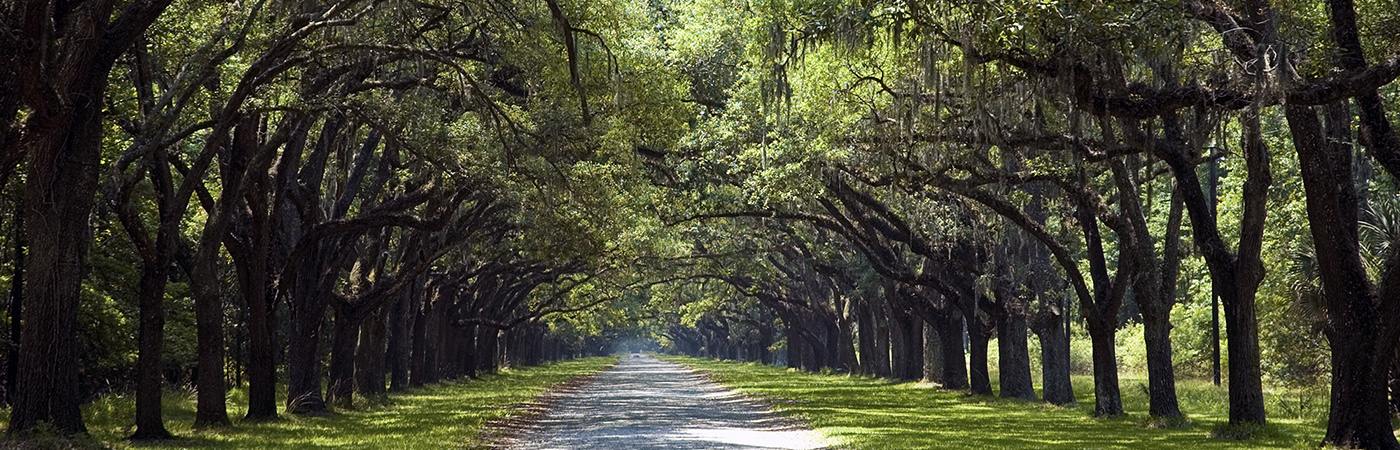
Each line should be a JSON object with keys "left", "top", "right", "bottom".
{"left": 665, "top": 356, "right": 1332, "bottom": 450}
{"left": 0, "top": 357, "right": 615, "bottom": 449}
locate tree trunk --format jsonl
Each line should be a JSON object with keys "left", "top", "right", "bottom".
{"left": 924, "top": 322, "right": 941, "bottom": 383}
{"left": 444, "top": 319, "right": 462, "bottom": 378}
{"left": 356, "top": 305, "right": 389, "bottom": 394}
{"left": 1209, "top": 156, "right": 1223, "bottom": 388}
{"left": 131, "top": 258, "right": 172, "bottom": 439}
{"left": 1075, "top": 192, "right": 1126, "bottom": 418}
{"left": 436, "top": 301, "right": 453, "bottom": 375}
{"left": 188, "top": 248, "right": 230, "bottom": 426}
{"left": 6, "top": 0, "right": 173, "bottom": 433}
{"left": 729, "top": 332, "right": 741, "bottom": 362}
{"left": 1088, "top": 325, "right": 1123, "bottom": 417}
{"left": 1288, "top": 100, "right": 1398, "bottom": 449}
{"left": 187, "top": 114, "right": 263, "bottom": 427}
{"left": 1024, "top": 171, "right": 1073, "bottom": 405}
{"left": 240, "top": 189, "right": 277, "bottom": 421}
{"left": 794, "top": 331, "right": 809, "bottom": 370}
{"left": 5, "top": 195, "right": 20, "bottom": 407}
{"left": 477, "top": 327, "right": 498, "bottom": 374}
{"left": 1114, "top": 155, "right": 1184, "bottom": 420}
{"left": 1216, "top": 106, "right": 1266, "bottom": 425}
{"left": 1034, "top": 295, "right": 1074, "bottom": 405}
{"left": 888, "top": 303, "right": 910, "bottom": 380}
{"left": 421, "top": 299, "right": 442, "bottom": 384}
{"left": 857, "top": 302, "right": 876, "bottom": 375}
{"left": 1142, "top": 304, "right": 1180, "bottom": 418}
{"left": 896, "top": 310, "right": 924, "bottom": 381}
{"left": 967, "top": 314, "right": 992, "bottom": 395}
{"left": 1326, "top": 327, "right": 1398, "bottom": 450}
{"left": 459, "top": 324, "right": 477, "bottom": 378}
{"left": 327, "top": 304, "right": 360, "bottom": 408}
{"left": 937, "top": 308, "right": 968, "bottom": 390}
{"left": 242, "top": 281, "right": 276, "bottom": 420}
{"left": 388, "top": 283, "right": 417, "bottom": 390}
{"left": 115, "top": 118, "right": 183, "bottom": 435}
{"left": 997, "top": 310, "right": 1036, "bottom": 400}
{"left": 871, "top": 299, "right": 892, "bottom": 377}
{"left": 285, "top": 285, "right": 329, "bottom": 414}
{"left": 758, "top": 322, "right": 772, "bottom": 365}
{"left": 1389, "top": 347, "right": 1400, "bottom": 414}
{"left": 410, "top": 303, "right": 429, "bottom": 386}
{"left": 1151, "top": 178, "right": 1187, "bottom": 419}
{"left": 835, "top": 318, "right": 857, "bottom": 372}
{"left": 9, "top": 72, "right": 106, "bottom": 437}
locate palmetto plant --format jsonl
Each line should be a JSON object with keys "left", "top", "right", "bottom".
{"left": 1288, "top": 194, "right": 1400, "bottom": 335}
{"left": 1359, "top": 194, "right": 1400, "bottom": 270}
{"left": 1287, "top": 240, "right": 1326, "bottom": 336}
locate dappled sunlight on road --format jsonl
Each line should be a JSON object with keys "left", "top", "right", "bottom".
{"left": 679, "top": 428, "right": 829, "bottom": 449}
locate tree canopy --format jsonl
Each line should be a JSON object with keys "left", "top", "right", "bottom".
{"left": 3, "top": 0, "right": 1400, "bottom": 447}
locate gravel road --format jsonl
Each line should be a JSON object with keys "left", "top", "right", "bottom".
{"left": 509, "top": 355, "right": 830, "bottom": 449}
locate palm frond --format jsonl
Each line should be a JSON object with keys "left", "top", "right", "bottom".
{"left": 1285, "top": 239, "right": 1326, "bottom": 335}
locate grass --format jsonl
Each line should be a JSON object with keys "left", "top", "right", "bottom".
{"left": 0, "top": 357, "right": 615, "bottom": 449}
{"left": 663, "top": 356, "right": 1333, "bottom": 450}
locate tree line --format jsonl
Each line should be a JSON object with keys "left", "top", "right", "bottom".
{"left": 0, "top": 0, "right": 668, "bottom": 441}
{"left": 645, "top": 0, "right": 1400, "bottom": 449}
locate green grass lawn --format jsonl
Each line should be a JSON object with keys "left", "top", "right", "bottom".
{"left": 664, "top": 356, "right": 1335, "bottom": 450}
{"left": 2, "top": 357, "right": 615, "bottom": 449}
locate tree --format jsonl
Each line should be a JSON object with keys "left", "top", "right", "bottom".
{"left": 1, "top": 0, "right": 173, "bottom": 434}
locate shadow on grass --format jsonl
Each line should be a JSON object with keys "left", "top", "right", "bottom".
{"left": 0, "top": 357, "right": 616, "bottom": 450}
{"left": 666, "top": 357, "right": 1328, "bottom": 450}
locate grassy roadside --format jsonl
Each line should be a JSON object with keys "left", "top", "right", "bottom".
{"left": 664, "top": 356, "right": 1326, "bottom": 450}
{"left": 1, "top": 357, "right": 615, "bottom": 449}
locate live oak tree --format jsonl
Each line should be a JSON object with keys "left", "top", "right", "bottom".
{"left": 1, "top": 0, "right": 173, "bottom": 434}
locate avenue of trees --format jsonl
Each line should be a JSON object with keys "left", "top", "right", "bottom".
{"left": 3, "top": 0, "right": 1400, "bottom": 448}
{"left": 0, "top": 0, "right": 684, "bottom": 440}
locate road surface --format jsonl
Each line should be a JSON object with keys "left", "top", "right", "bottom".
{"left": 508, "top": 355, "right": 830, "bottom": 449}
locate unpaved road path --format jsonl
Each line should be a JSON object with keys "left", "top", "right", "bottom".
{"left": 508, "top": 355, "right": 830, "bottom": 449}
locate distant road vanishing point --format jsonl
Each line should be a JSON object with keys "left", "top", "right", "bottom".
{"left": 509, "top": 355, "right": 831, "bottom": 449}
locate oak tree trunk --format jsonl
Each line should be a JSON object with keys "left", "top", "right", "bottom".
{"left": 131, "top": 258, "right": 172, "bottom": 439}
{"left": 937, "top": 308, "right": 968, "bottom": 390}
{"left": 871, "top": 299, "right": 892, "bottom": 377}
{"left": 356, "top": 305, "right": 389, "bottom": 393}
{"left": 285, "top": 279, "right": 329, "bottom": 414}
{"left": 888, "top": 303, "right": 912, "bottom": 380}
{"left": 1088, "top": 325, "right": 1123, "bottom": 417}
{"left": 923, "top": 323, "right": 941, "bottom": 383}
{"left": 477, "top": 327, "right": 499, "bottom": 373}
{"left": 239, "top": 188, "right": 277, "bottom": 421}
{"left": 997, "top": 311, "right": 1036, "bottom": 400}
{"left": 857, "top": 301, "right": 876, "bottom": 375}
{"left": 1034, "top": 296, "right": 1075, "bottom": 405}
{"left": 967, "top": 314, "right": 992, "bottom": 395}
{"left": 9, "top": 53, "right": 110, "bottom": 438}
{"left": 410, "top": 302, "right": 429, "bottom": 386}
{"left": 1288, "top": 100, "right": 1399, "bottom": 449}
{"left": 5, "top": 196, "right": 20, "bottom": 407}
{"left": 327, "top": 304, "right": 360, "bottom": 408}
{"left": 388, "top": 284, "right": 418, "bottom": 390}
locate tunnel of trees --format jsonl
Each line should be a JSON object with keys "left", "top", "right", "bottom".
{"left": 2, "top": 0, "right": 1400, "bottom": 447}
